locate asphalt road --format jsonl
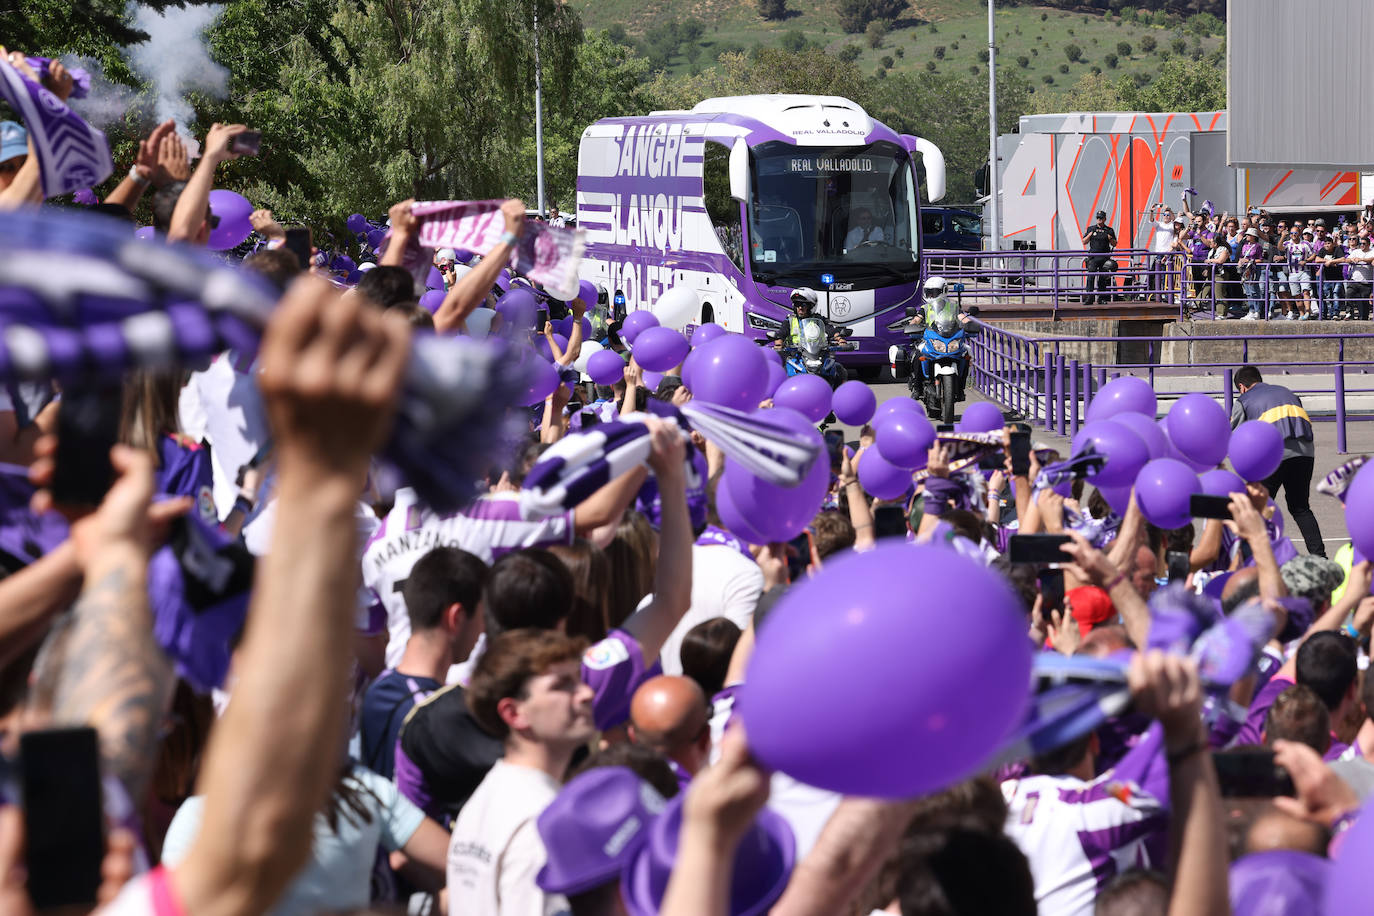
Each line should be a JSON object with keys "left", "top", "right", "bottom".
{"left": 840, "top": 380, "right": 1355, "bottom": 553}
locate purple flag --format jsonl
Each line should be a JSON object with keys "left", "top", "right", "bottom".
{"left": 24, "top": 57, "right": 92, "bottom": 100}
{"left": 408, "top": 200, "right": 585, "bottom": 300}
{"left": 0, "top": 56, "right": 112, "bottom": 198}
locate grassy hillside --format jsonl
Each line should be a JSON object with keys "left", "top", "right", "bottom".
{"left": 572, "top": 0, "right": 1224, "bottom": 108}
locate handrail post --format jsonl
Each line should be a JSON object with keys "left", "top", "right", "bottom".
{"left": 1082, "top": 361, "right": 1093, "bottom": 414}
{"left": 1069, "top": 358, "right": 1080, "bottom": 438}
{"left": 1223, "top": 368, "right": 1233, "bottom": 418}
{"left": 1055, "top": 352, "right": 1067, "bottom": 436}
{"left": 1043, "top": 350, "right": 1054, "bottom": 430}
{"left": 1336, "top": 360, "right": 1347, "bottom": 455}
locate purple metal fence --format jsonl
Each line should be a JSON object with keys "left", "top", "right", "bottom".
{"left": 966, "top": 321, "right": 1374, "bottom": 453}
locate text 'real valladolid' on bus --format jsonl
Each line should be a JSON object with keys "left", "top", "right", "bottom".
{"left": 577, "top": 95, "right": 947, "bottom": 378}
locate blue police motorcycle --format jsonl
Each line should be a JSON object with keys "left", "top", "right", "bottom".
{"left": 889, "top": 281, "right": 978, "bottom": 424}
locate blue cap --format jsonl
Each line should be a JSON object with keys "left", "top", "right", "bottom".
{"left": 0, "top": 121, "right": 28, "bottom": 164}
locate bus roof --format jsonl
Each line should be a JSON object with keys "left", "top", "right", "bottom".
{"left": 585, "top": 94, "right": 906, "bottom": 149}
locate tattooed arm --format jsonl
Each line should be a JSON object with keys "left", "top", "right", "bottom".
{"left": 46, "top": 447, "right": 180, "bottom": 804}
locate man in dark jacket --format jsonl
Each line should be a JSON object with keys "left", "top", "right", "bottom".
{"left": 1232, "top": 365, "right": 1325, "bottom": 556}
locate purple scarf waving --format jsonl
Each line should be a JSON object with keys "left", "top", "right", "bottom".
{"left": 0, "top": 56, "right": 111, "bottom": 197}
{"left": 406, "top": 200, "right": 585, "bottom": 301}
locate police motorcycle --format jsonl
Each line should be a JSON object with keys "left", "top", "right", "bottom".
{"left": 764, "top": 288, "right": 855, "bottom": 389}
{"left": 889, "top": 276, "right": 979, "bottom": 424}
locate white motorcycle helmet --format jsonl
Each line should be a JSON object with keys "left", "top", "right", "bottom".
{"left": 923, "top": 275, "right": 948, "bottom": 300}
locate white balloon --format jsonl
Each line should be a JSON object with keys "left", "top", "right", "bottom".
{"left": 465, "top": 307, "right": 497, "bottom": 340}
{"left": 651, "top": 286, "right": 700, "bottom": 331}
{"left": 573, "top": 340, "right": 604, "bottom": 380}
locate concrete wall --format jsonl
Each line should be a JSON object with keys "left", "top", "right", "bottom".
{"left": 988, "top": 319, "right": 1166, "bottom": 368}
{"left": 1161, "top": 322, "right": 1374, "bottom": 369}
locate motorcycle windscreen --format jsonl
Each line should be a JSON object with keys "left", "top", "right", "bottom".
{"left": 800, "top": 318, "right": 828, "bottom": 355}
{"left": 927, "top": 296, "right": 960, "bottom": 336}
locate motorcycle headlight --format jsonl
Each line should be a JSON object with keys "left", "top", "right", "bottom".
{"left": 805, "top": 358, "right": 822, "bottom": 368}
{"left": 929, "top": 339, "right": 947, "bottom": 354}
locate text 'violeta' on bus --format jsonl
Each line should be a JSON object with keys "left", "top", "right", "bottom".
{"left": 576, "top": 94, "right": 946, "bottom": 377}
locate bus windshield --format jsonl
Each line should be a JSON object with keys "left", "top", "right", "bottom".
{"left": 747, "top": 140, "right": 919, "bottom": 285}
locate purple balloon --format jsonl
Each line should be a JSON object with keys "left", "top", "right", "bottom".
{"left": 1166, "top": 393, "right": 1230, "bottom": 468}
{"left": 714, "top": 469, "right": 773, "bottom": 545}
{"left": 206, "top": 189, "right": 253, "bottom": 250}
{"left": 553, "top": 316, "right": 575, "bottom": 338}
{"left": 1071, "top": 420, "right": 1149, "bottom": 488}
{"left": 874, "top": 412, "right": 936, "bottom": 469}
{"left": 1112, "top": 411, "right": 1169, "bottom": 460}
{"left": 761, "top": 345, "right": 783, "bottom": 367}
{"left": 522, "top": 357, "right": 560, "bottom": 406}
{"left": 366, "top": 228, "right": 385, "bottom": 250}
{"left": 689, "top": 335, "right": 771, "bottom": 411}
{"left": 691, "top": 323, "right": 727, "bottom": 348}
{"left": 1326, "top": 799, "right": 1374, "bottom": 914}
{"left": 763, "top": 360, "right": 788, "bottom": 397}
{"left": 1199, "top": 468, "right": 1246, "bottom": 498}
{"left": 743, "top": 543, "right": 1032, "bottom": 798}
{"left": 873, "top": 396, "right": 923, "bottom": 427}
{"left": 1229, "top": 421, "right": 1283, "bottom": 483}
{"left": 347, "top": 213, "right": 368, "bottom": 233}
{"left": 1085, "top": 375, "right": 1157, "bottom": 423}
{"left": 772, "top": 374, "right": 833, "bottom": 424}
{"left": 577, "top": 279, "right": 598, "bottom": 309}
{"left": 72, "top": 187, "right": 97, "bottom": 205}
{"left": 721, "top": 409, "right": 829, "bottom": 543}
{"left": 587, "top": 349, "right": 627, "bottom": 386}
{"left": 857, "top": 449, "right": 913, "bottom": 500}
{"left": 1135, "top": 458, "right": 1201, "bottom": 530}
{"left": 418, "top": 289, "right": 445, "bottom": 314}
{"left": 134, "top": 226, "right": 156, "bottom": 241}
{"left": 536, "top": 333, "right": 570, "bottom": 363}
{"left": 424, "top": 266, "right": 446, "bottom": 291}
{"left": 957, "top": 401, "right": 1004, "bottom": 433}
{"left": 495, "top": 288, "right": 539, "bottom": 333}
{"left": 633, "top": 326, "right": 690, "bottom": 373}
{"left": 832, "top": 380, "right": 877, "bottom": 427}
{"left": 621, "top": 310, "right": 660, "bottom": 345}
{"left": 1096, "top": 483, "right": 1134, "bottom": 515}
{"left": 1345, "top": 463, "right": 1374, "bottom": 561}
{"left": 643, "top": 370, "right": 664, "bottom": 390}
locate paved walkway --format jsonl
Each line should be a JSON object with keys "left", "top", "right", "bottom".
{"left": 842, "top": 383, "right": 1356, "bottom": 552}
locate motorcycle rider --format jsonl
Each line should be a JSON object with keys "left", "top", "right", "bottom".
{"left": 780, "top": 287, "right": 845, "bottom": 349}
{"left": 907, "top": 275, "right": 975, "bottom": 398}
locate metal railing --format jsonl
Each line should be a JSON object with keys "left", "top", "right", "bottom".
{"left": 967, "top": 319, "right": 1374, "bottom": 453}
{"left": 923, "top": 248, "right": 1180, "bottom": 317}
{"left": 924, "top": 249, "right": 1374, "bottom": 322}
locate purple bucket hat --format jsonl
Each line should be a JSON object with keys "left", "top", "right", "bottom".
{"left": 536, "top": 767, "right": 667, "bottom": 896}
{"left": 622, "top": 793, "right": 795, "bottom": 916}
{"left": 1229, "top": 849, "right": 1328, "bottom": 916}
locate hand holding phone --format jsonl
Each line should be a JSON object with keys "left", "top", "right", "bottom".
{"left": 283, "top": 227, "right": 312, "bottom": 271}
{"left": 1009, "top": 430, "right": 1032, "bottom": 476}
{"left": 50, "top": 387, "right": 123, "bottom": 509}
{"left": 228, "top": 129, "right": 262, "bottom": 156}
{"left": 1189, "top": 493, "right": 1234, "bottom": 520}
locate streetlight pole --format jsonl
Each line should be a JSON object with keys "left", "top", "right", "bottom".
{"left": 987, "top": 0, "right": 1000, "bottom": 254}
{"left": 533, "top": 1, "right": 547, "bottom": 217}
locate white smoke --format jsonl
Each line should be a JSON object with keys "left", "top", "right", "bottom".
{"left": 62, "top": 56, "right": 139, "bottom": 131}
{"left": 125, "top": 3, "right": 230, "bottom": 159}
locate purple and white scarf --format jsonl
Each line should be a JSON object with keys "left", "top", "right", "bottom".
{"left": 408, "top": 200, "right": 585, "bottom": 301}
{"left": 0, "top": 56, "right": 111, "bottom": 197}
{"left": 696, "top": 525, "right": 752, "bottom": 560}
{"left": 24, "top": 57, "right": 92, "bottom": 99}
{"left": 0, "top": 207, "right": 536, "bottom": 514}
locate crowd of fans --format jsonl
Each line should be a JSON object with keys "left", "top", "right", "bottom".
{"left": 3, "top": 47, "right": 1374, "bottom": 916}
{"left": 1078, "top": 195, "right": 1374, "bottom": 321}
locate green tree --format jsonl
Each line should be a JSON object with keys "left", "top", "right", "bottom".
{"left": 1016, "top": 54, "right": 1029, "bottom": 68}
{"left": 1058, "top": 63, "right": 1069, "bottom": 74}
{"left": 881, "top": 54, "right": 894, "bottom": 69}
{"left": 838, "top": 44, "right": 862, "bottom": 63}
{"left": 1104, "top": 52, "right": 1119, "bottom": 68}
{"left": 866, "top": 19, "right": 888, "bottom": 49}
{"left": 1119, "top": 56, "right": 1226, "bottom": 111}
{"left": 644, "top": 47, "right": 868, "bottom": 112}
{"left": 1170, "top": 37, "right": 1186, "bottom": 54}
{"left": 934, "top": 45, "right": 946, "bottom": 59}
{"left": 925, "top": 60, "right": 936, "bottom": 71}
{"left": 1064, "top": 43, "right": 1082, "bottom": 62}
{"left": 1139, "top": 35, "right": 1157, "bottom": 53}
{"left": 781, "top": 29, "right": 808, "bottom": 52}
{"left": 605, "top": 24, "right": 630, "bottom": 46}
{"left": 215, "top": 0, "right": 586, "bottom": 222}
{"left": 757, "top": 0, "right": 789, "bottom": 20}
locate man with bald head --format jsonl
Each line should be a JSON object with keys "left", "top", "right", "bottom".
{"left": 628, "top": 675, "right": 711, "bottom": 789}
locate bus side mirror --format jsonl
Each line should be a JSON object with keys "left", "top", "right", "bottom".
{"left": 912, "top": 137, "right": 946, "bottom": 204}
{"left": 839, "top": 327, "right": 855, "bottom": 337}
{"left": 729, "top": 140, "right": 748, "bottom": 202}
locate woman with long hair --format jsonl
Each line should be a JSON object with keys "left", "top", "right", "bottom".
{"left": 121, "top": 370, "right": 216, "bottom": 519}
{"left": 549, "top": 539, "right": 613, "bottom": 644}
{"left": 602, "top": 511, "right": 657, "bottom": 630}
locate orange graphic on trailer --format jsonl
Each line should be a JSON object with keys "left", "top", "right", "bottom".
{"left": 997, "top": 110, "right": 1361, "bottom": 252}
